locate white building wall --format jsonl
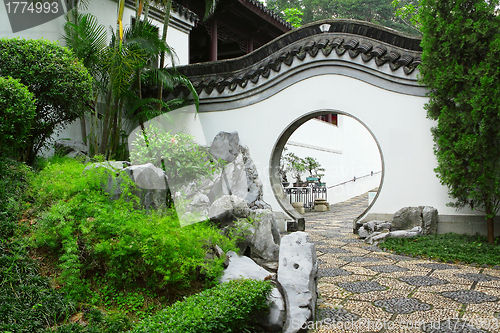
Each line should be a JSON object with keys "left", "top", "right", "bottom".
{"left": 193, "top": 74, "right": 457, "bottom": 217}
{"left": 0, "top": 2, "right": 192, "bottom": 65}
{"left": 285, "top": 115, "right": 382, "bottom": 205}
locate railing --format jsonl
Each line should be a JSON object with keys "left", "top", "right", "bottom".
{"left": 327, "top": 171, "right": 382, "bottom": 189}
{"left": 284, "top": 185, "right": 327, "bottom": 210}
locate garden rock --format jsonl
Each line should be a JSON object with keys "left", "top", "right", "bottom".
{"left": 390, "top": 226, "right": 422, "bottom": 238}
{"left": 208, "top": 131, "right": 271, "bottom": 210}
{"left": 233, "top": 210, "right": 280, "bottom": 262}
{"left": 392, "top": 206, "right": 422, "bottom": 231}
{"left": 365, "top": 230, "right": 390, "bottom": 245}
{"left": 124, "top": 163, "right": 169, "bottom": 210}
{"left": 278, "top": 232, "right": 317, "bottom": 333}
{"left": 220, "top": 251, "right": 273, "bottom": 282}
{"left": 209, "top": 131, "right": 240, "bottom": 163}
{"left": 209, "top": 195, "right": 250, "bottom": 227}
{"left": 54, "top": 139, "right": 88, "bottom": 156}
{"left": 358, "top": 220, "right": 391, "bottom": 239}
{"left": 391, "top": 206, "right": 438, "bottom": 234}
{"left": 220, "top": 251, "right": 285, "bottom": 332}
{"left": 422, "top": 206, "right": 438, "bottom": 235}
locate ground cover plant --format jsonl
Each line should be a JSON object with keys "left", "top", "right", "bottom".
{"left": 0, "top": 158, "right": 73, "bottom": 333}
{"left": 133, "top": 279, "right": 273, "bottom": 333}
{"left": 381, "top": 233, "right": 500, "bottom": 266}
{"left": 28, "top": 157, "right": 239, "bottom": 310}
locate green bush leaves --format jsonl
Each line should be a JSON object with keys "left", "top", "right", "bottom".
{"left": 133, "top": 279, "right": 273, "bottom": 333}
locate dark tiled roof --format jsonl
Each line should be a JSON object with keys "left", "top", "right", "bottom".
{"left": 243, "top": 0, "right": 292, "bottom": 30}
{"left": 174, "top": 19, "right": 422, "bottom": 96}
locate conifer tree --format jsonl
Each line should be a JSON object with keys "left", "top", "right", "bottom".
{"left": 419, "top": 0, "right": 500, "bottom": 244}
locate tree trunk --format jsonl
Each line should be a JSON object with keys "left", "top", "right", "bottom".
{"left": 157, "top": 0, "right": 172, "bottom": 111}
{"left": 80, "top": 115, "right": 87, "bottom": 145}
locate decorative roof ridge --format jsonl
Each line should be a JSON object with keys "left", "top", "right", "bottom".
{"left": 171, "top": 2, "right": 199, "bottom": 23}
{"left": 174, "top": 19, "right": 423, "bottom": 96}
{"left": 124, "top": 0, "right": 200, "bottom": 23}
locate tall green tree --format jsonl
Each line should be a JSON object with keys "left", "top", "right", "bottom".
{"left": 267, "top": 0, "right": 420, "bottom": 35}
{"left": 420, "top": 0, "right": 500, "bottom": 244}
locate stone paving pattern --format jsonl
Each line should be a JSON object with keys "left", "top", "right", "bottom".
{"left": 307, "top": 193, "right": 500, "bottom": 333}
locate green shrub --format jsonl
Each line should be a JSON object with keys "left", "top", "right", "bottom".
{"left": 0, "top": 38, "right": 92, "bottom": 164}
{"left": 30, "top": 158, "right": 238, "bottom": 304}
{"left": 0, "top": 76, "right": 36, "bottom": 158}
{"left": 130, "top": 127, "right": 224, "bottom": 187}
{"left": 382, "top": 233, "right": 500, "bottom": 265}
{"left": 133, "top": 279, "right": 273, "bottom": 333}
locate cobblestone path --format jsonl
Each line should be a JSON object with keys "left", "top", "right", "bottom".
{"left": 305, "top": 193, "right": 500, "bottom": 333}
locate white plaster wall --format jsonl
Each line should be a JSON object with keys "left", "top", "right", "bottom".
{"left": 0, "top": 5, "right": 66, "bottom": 42}
{"left": 195, "top": 74, "right": 464, "bottom": 219}
{"left": 0, "top": 0, "right": 191, "bottom": 65}
{"left": 285, "top": 115, "right": 382, "bottom": 204}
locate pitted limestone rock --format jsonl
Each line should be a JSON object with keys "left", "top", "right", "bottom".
{"left": 209, "top": 131, "right": 240, "bottom": 163}
{"left": 209, "top": 132, "right": 271, "bottom": 210}
{"left": 374, "top": 297, "right": 432, "bottom": 314}
{"left": 278, "top": 232, "right": 317, "bottom": 333}
{"left": 399, "top": 275, "right": 449, "bottom": 286}
{"left": 367, "top": 265, "right": 409, "bottom": 273}
{"left": 441, "top": 290, "right": 499, "bottom": 304}
{"left": 338, "top": 281, "right": 386, "bottom": 293}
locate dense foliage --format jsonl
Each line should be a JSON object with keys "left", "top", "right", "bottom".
{"left": 133, "top": 279, "right": 273, "bottom": 333}
{"left": 64, "top": 13, "right": 197, "bottom": 160}
{"left": 0, "top": 38, "right": 92, "bottom": 164}
{"left": 30, "top": 158, "right": 238, "bottom": 304}
{"left": 382, "top": 233, "right": 500, "bottom": 266}
{"left": 419, "top": 0, "right": 500, "bottom": 243}
{"left": 0, "top": 76, "right": 36, "bottom": 159}
{"left": 266, "top": 0, "right": 421, "bottom": 35}
{"left": 0, "top": 158, "right": 73, "bottom": 333}
{"left": 130, "top": 127, "right": 223, "bottom": 187}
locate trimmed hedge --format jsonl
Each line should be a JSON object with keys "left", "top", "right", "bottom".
{"left": 0, "top": 76, "right": 36, "bottom": 158}
{"left": 0, "top": 38, "right": 92, "bottom": 164}
{"left": 133, "top": 279, "right": 273, "bottom": 333}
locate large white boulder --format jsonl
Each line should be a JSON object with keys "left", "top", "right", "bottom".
{"left": 278, "top": 232, "right": 317, "bottom": 333}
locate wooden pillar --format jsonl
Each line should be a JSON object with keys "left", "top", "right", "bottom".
{"left": 247, "top": 36, "right": 254, "bottom": 53}
{"left": 210, "top": 19, "right": 218, "bottom": 61}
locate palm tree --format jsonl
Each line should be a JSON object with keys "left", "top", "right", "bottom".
{"left": 64, "top": 10, "right": 197, "bottom": 159}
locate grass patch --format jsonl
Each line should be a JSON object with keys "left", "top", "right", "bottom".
{"left": 381, "top": 233, "right": 500, "bottom": 266}
{"left": 0, "top": 158, "right": 73, "bottom": 333}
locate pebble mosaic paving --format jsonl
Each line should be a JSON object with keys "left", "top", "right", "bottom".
{"left": 305, "top": 192, "right": 500, "bottom": 333}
